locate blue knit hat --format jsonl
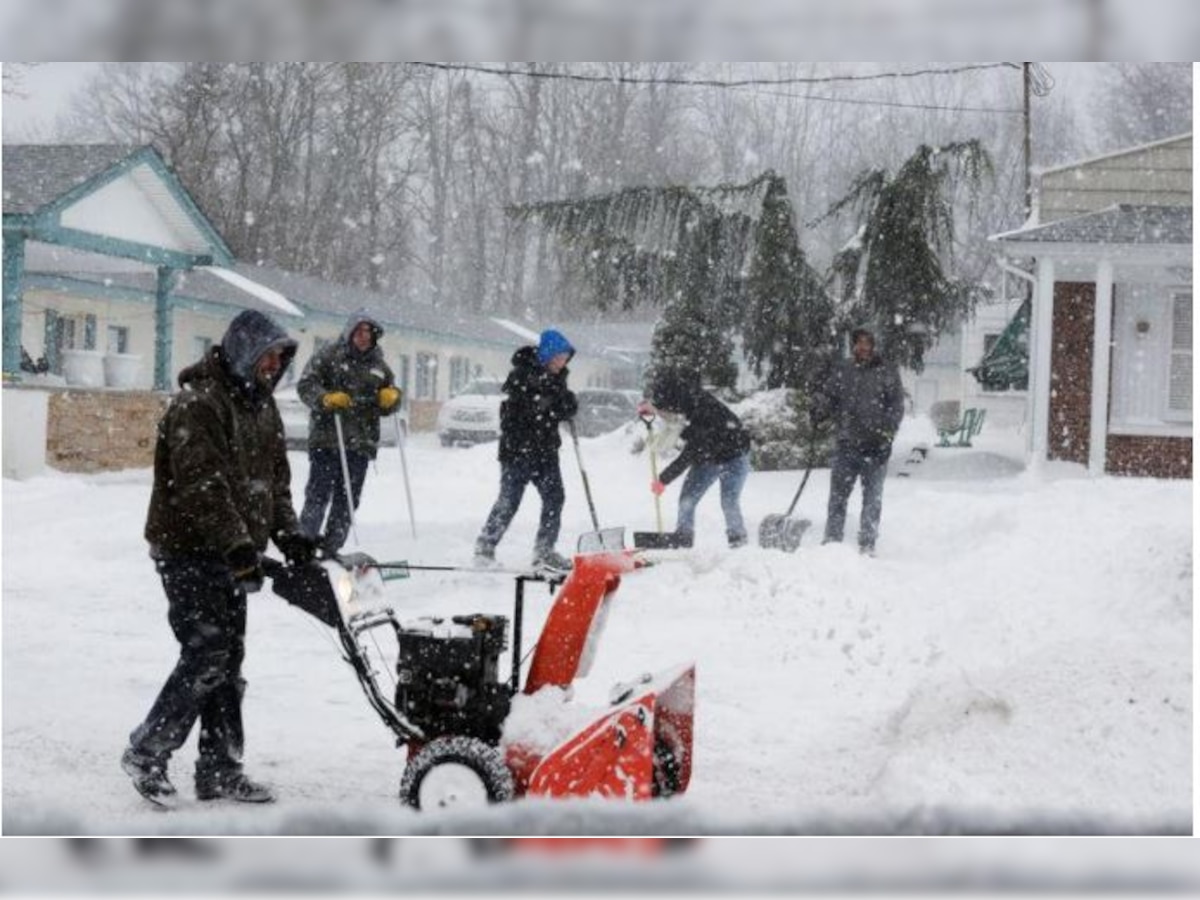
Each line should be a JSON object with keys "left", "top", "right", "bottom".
{"left": 537, "top": 329, "right": 575, "bottom": 366}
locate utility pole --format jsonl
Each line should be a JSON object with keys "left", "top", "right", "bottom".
{"left": 1022, "top": 62, "right": 1033, "bottom": 220}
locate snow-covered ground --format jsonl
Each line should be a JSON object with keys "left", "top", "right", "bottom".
{"left": 1, "top": 415, "right": 1192, "bottom": 837}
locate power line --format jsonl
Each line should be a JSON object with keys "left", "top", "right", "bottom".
{"left": 411, "top": 62, "right": 1021, "bottom": 90}
{"left": 738, "top": 87, "right": 1024, "bottom": 116}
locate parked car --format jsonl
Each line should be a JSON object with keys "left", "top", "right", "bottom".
{"left": 573, "top": 388, "right": 638, "bottom": 438}
{"left": 276, "top": 385, "right": 406, "bottom": 451}
{"left": 436, "top": 378, "right": 504, "bottom": 446}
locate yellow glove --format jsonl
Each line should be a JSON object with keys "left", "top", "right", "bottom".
{"left": 378, "top": 386, "right": 401, "bottom": 411}
{"left": 321, "top": 391, "right": 352, "bottom": 410}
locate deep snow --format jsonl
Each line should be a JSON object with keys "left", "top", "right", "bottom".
{"left": 1, "top": 414, "right": 1192, "bottom": 836}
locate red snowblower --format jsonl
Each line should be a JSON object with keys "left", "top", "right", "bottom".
{"left": 265, "top": 550, "right": 694, "bottom": 810}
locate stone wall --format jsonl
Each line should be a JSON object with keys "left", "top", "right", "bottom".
{"left": 46, "top": 389, "right": 169, "bottom": 473}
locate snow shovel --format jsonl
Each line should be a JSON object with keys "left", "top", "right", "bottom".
{"left": 757, "top": 455, "right": 815, "bottom": 553}
{"left": 333, "top": 412, "right": 360, "bottom": 548}
{"left": 632, "top": 411, "right": 692, "bottom": 550}
{"left": 567, "top": 420, "right": 625, "bottom": 553}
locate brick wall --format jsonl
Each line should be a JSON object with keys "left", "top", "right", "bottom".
{"left": 1048, "top": 282, "right": 1096, "bottom": 466}
{"left": 1049, "top": 282, "right": 1192, "bottom": 479}
{"left": 1108, "top": 435, "right": 1193, "bottom": 479}
{"left": 46, "top": 389, "right": 169, "bottom": 473}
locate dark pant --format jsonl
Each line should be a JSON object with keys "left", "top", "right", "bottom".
{"left": 300, "top": 447, "right": 370, "bottom": 553}
{"left": 128, "top": 559, "right": 248, "bottom": 779}
{"left": 823, "top": 444, "right": 889, "bottom": 550}
{"left": 477, "top": 455, "right": 565, "bottom": 556}
{"left": 676, "top": 452, "right": 751, "bottom": 546}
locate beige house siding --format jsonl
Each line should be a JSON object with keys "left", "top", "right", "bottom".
{"left": 1037, "top": 135, "right": 1192, "bottom": 223}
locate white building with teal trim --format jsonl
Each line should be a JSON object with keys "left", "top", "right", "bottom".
{"left": 3, "top": 144, "right": 627, "bottom": 421}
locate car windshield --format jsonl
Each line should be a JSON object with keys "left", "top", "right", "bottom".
{"left": 459, "top": 380, "right": 501, "bottom": 396}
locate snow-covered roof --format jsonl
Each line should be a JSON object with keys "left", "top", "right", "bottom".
{"left": 2, "top": 144, "right": 138, "bottom": 214}
{"left": 990, "top": 204, "right": 1192, "bottom": 247}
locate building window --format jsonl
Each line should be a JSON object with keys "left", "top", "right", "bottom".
{"left": 1166, "top": 291, "right": 1191, "bottom": 420}
{"left": 83, "top": 314, "right": 97, "bottom": 350}
{"left": 449, "top": 356, "right": 471, "bottom": 395}
{"left": 415, "top": 352, "right": 438, "bottom": 400}
{"left": 397, "top": 354, "right": 411, "bottom": 399}
{"left": 107, "top": 325, "right": 130, "bottom": 355}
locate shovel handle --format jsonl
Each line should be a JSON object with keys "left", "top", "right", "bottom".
{"left": 640, "top": 413, "right": 664, "bottom": 532}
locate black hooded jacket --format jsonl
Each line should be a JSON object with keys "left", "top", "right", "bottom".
{"left": 145, "top": 310, "right": 300, "bottom": 561}
{"left": 498, "top": 345, "right": 577, "bottom": 464}
{"left": 651, "top": 374, "right": 751, "bottom": 485}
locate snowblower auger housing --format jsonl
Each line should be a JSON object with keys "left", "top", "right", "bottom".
{"left": 266, "top": 549, "right": 695, "bottom": 811}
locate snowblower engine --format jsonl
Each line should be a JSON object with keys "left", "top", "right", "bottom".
{"left": 395, "top": 614, "right": 511, "bottom": 743}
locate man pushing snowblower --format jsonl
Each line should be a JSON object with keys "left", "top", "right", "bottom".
{"left": 123, "top": 311, "right": 317, "bottom": 808}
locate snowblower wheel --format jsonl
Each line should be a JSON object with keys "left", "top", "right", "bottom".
{"left": 399, "top": 736, "right": 515, "bottom": 810}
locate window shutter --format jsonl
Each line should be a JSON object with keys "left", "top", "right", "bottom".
{"left": 1168, "top": 293, "right": 1192, "bottom": 413}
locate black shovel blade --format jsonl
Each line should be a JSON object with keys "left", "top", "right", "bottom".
{"left": 758, "top": 515, "right": 812, "bottom": 552}
{"left": 633, "top": 531, "right": 694, "bottom": 550}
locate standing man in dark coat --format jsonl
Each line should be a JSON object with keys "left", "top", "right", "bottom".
{"left": 643, "top": 370, "right": 752, "bottom": 548}
{"left": 123, "top": 310, "right": 316, "bottom": 807}
{"left": 811, "top": 326, "right": 905, "bottom": 555}
{"left": 474, "top": 329, "right": 577, "bottom": 572}
{"left": 297, "top": 310, "right": 400, "bottom": 556}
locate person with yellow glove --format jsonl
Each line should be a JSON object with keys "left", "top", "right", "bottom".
{"left": 297, "top": 310, "right": 398, "bottom": 556}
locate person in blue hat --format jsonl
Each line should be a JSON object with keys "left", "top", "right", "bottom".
{"left": 474, "top": 329, "right": 578, "bottom": 572}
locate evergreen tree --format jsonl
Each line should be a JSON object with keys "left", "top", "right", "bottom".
{"left": 508, "top": 172, "right": 833, "bottom": 388}
{"left": 821, "top": 140, "right": 992, "bottom": 371}
{"left": 743, "top": 174, "right": 835, "bottom": 389}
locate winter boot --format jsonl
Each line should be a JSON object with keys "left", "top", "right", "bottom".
{"left": 121, "top": 747, "right": 178, "bottom": 808}
{"left": 531, "top": 548, "right": 573, "bottom": 574}
{"left": 473, "top": 542, "right": 499, "bottom": 569}
{"left": 195, "top": 769, "right": 276, "bottom": 803}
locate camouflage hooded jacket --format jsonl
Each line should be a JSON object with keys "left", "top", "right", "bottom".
{"left": 297, "top": 312, "right": 396, "bottom": 458}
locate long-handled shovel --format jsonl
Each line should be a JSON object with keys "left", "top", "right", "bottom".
{"left": 567, "top": 419, "right": 624, "bottom": 552}
{"left": 392, "top": 414, "right": 417, "bottom": 540}
{"left": 333, "top": 412, "right": 360, "bottom": 548}
{"left": 757, "top": 440, "right": 817, "bottom": 552}
{"left": 632, "top": 411, "right": 691, "bottom": 550}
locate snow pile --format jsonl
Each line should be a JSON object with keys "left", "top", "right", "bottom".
{"left": 1, "top": 419, "right": 1191, "bottom": 835}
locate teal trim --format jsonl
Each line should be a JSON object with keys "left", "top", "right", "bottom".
{"left": 2, "top": 233, "right": 26, "bottom": 375}
{"left": 28, "top": 222, "right": 212, "bottom": 270}
{"left": 37, "top": 146, "right": 234, "bottom": 266}
{"left": 155, "top": 267, "right": 179, "bottom": 391}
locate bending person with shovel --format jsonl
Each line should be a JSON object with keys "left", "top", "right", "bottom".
{"left": 640, "top": 371, "right": 751, "bottom": 549}
{"left": 297, "top": 311, "right": 400, "bottom": 557}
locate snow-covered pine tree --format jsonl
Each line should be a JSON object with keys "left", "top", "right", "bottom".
{"left": 507, "top": 172, "right": 833, "bottom": 389}
{"left": 821, "top": 140, "right": 992, "bottom": 371}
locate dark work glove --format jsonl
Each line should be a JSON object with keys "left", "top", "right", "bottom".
{"left": 226, "top": 543, "right": 264, "bottom": 594}
{"left": 276, "top": 532, "right": 317, "bottom": 567}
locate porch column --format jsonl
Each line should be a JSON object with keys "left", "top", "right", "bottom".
{"left": 2, "top": 232, "right": 26, "bottom": 377}
{"left": 1030, "top": 257, "right": 1055, "bottom": 465}
{"left": 1088, "top": 258, "right": 1115, "bottom": 475}
{"left": 154, "top": 266, "right": 179, "bottom": 391}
